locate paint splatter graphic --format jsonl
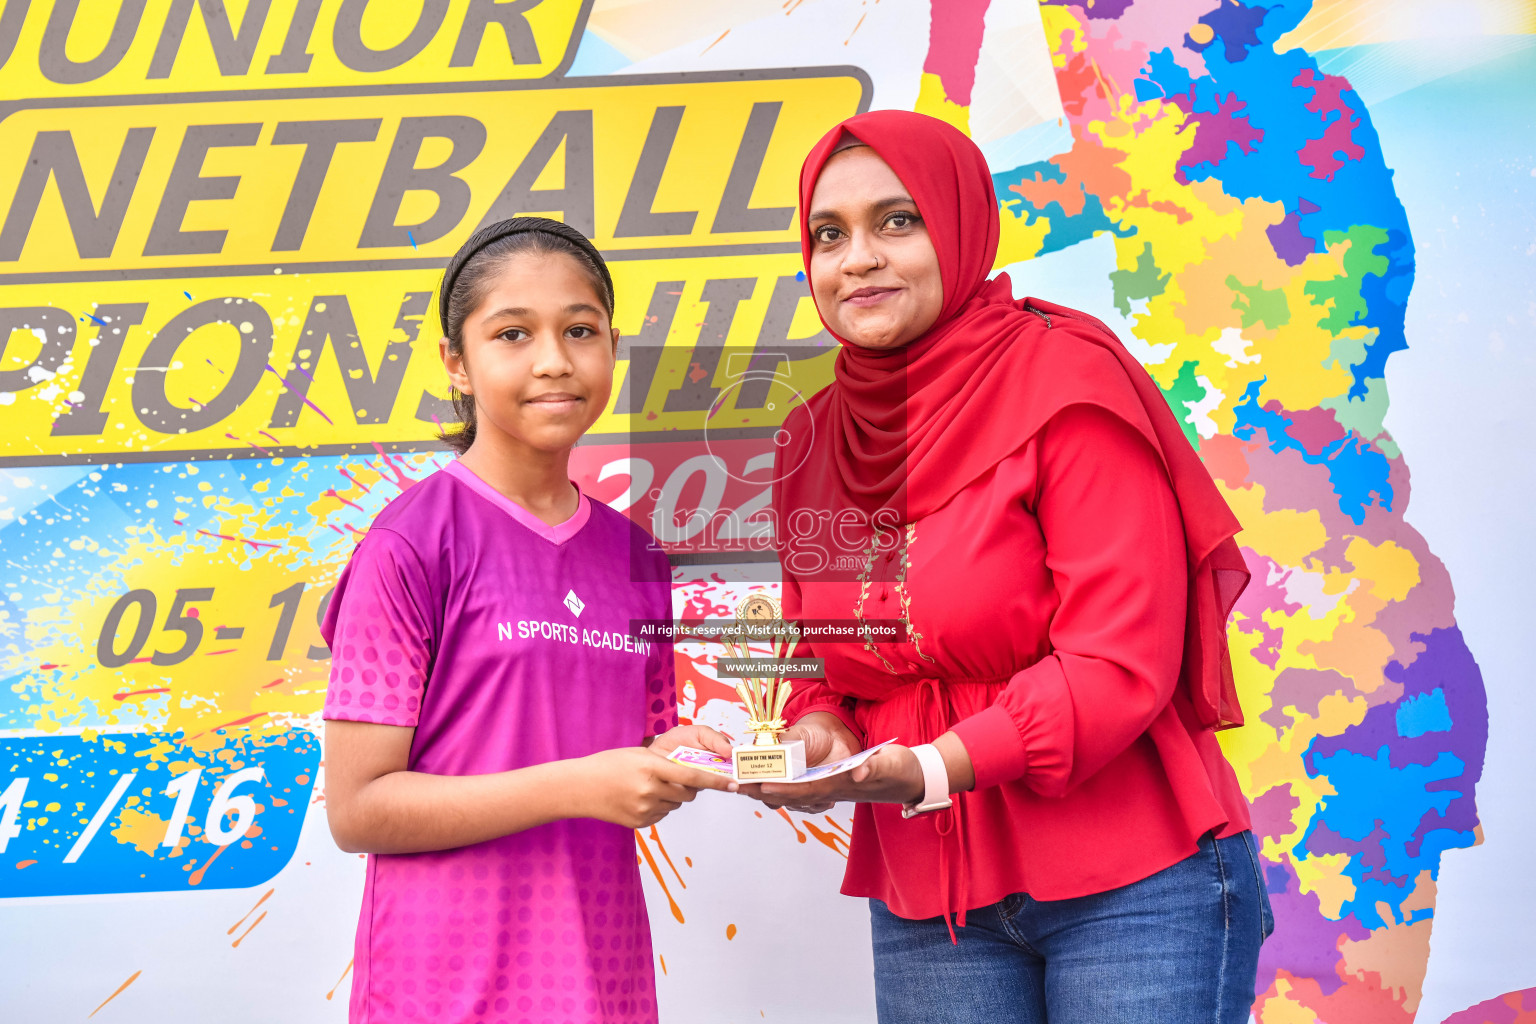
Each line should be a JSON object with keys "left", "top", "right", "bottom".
{"left": 0, "top": 454, "right": 423, "bottom": 894}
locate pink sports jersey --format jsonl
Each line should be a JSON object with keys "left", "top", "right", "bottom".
{"left": 321, "top": 459, "right": 678, "bottom": 1024}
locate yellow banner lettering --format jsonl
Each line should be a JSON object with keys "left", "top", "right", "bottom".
{"left": 0, "top": 0, "right": 589, "bottom": 96}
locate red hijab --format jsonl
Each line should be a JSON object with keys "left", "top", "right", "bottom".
{"left": 777, "top": 110, "right": 1250, "bottom": 730}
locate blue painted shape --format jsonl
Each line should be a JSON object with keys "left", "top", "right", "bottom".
{"left": 1141, "top": 47, "right": 1194, "bottom": 100}
{"left": 0, "top": 729, "right": 320, "bottom": 897}
{"left": 1300, "top": 745, "right": 1465, "bottom": 927}
{"left": 1397, "top": 688, "right": 1452, "bottom": 738}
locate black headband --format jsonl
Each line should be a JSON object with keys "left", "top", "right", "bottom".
{"left": 437, "top": 216, "right": 615, "bottom": 335}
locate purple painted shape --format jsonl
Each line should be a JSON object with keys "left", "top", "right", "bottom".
{"left": 1257, "top": 870, "right": 1368, "bottom": 997}
{"left": 1305, "top": 819, "right": 1393, "bottom": 876}
{"left": 1268, "top": 210, "right": 1316, "bottom": 265}
{"left": 1251, "top": 785, "right": 1302, "bottom": 843}
{"left": 1175, "top": 91, "right": 1265, "bottom": 182}
{"left": 264, "top": 363, "right": 334, "bottom": 425}
{"left": 1310, "top": 822, "right": 1405, "bottom": 885}
{"left": 1297, "top": 66, "right": 1359, "bottom": 119}
{"left": 1190, "top": 0, "right": 1269, "bottom": 63}
{"left": 1286, "top": 406, "right": 1348, "bottom": 456}
{"left": 1042, "top": 0, "right": 1134, "bottom": 19}
{"left": 1441, "top": 986, "right": 1536, "bottom": 1023}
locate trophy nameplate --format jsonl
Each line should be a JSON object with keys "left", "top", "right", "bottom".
{"left": 723, "top": 593, "right": 806, "bottom": 782}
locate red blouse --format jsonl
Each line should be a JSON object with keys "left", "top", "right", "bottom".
{"left": 781, "top": 403, "right": 1252, "bottom": 923}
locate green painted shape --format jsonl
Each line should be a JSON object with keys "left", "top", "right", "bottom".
{"left": 1324, "top": 330, "right": 1370, "bottom": 375}
{"left": 1159, "top": 360, "right": 1204, "bottom": 447}
{"left": 1306, "top": 223, "right": 1391, "bottom": 332}
{"left": 1319, "top": 332, "right": 1400, "bottom": 453}
{"left": 1226, "top": 274, "right": 1291, "bottom": 330}
{"left": 1321, "top": 377, "right": 1400, "bottom": 459}
{"left": 1110, "top": 242, "right": 1171, "bottom": 315}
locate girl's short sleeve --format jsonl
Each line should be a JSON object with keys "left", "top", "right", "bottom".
{"left": 644, "top": 637, "right": 678, "bottom": 739}
{"left": 321, "top": 528, "right": 434, "bottom": 728}
{"left": 643, "top": 558, "right": 678, "bottom": 739}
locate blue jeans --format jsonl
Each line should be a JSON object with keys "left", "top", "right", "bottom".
{"left": 870, "top": 831, "right": 1273, "bottom": 1024}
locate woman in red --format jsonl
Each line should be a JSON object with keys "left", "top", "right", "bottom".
{"left": 746, "top": 111, "right": 1272, "bottom": 1023}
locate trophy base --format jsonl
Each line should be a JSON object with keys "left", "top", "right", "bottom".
{"left": 732, "top": 739, "right": 807, "bottom": 782}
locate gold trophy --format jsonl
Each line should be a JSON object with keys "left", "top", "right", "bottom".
{"left": 722, "top": 593, "right": 807, "bottom": 782}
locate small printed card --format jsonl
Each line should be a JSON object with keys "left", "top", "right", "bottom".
{"left": 665, "top": 745, "right": 736, "bottom": 778}
{"left": 666, "top": 739, "right": 897, "bottom": 785}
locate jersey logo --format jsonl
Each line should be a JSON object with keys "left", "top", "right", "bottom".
{"left": 563, "top": 589, "right": 585, "bottom": 617}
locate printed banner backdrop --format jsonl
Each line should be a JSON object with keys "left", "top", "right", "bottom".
{"left": 1, "top": 1, "right": 1533, "bottom": 1022}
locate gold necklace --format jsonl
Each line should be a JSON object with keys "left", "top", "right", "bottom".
{"left": 854, "top": 522, "right": 938, "bottom": 674}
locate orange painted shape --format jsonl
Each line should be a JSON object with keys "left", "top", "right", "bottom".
{"left": 228, "top": 887, "right": 274, "bottom": 934}
{"left": 187, "top": 843, "right": 228, "bottom": 886}
{"left": 231, "top": 910, "right": 267, "bottom": 948}
{"left": 776, "top": 807, "right": 808, "bottom": 843}
{"left": 635, "top": 830, "right": 685, "bottom": 924}
{"left": 326, "top": 960, "right": 354, "bottom": 1001}
{"left": 89, "top": 970, "right": 142, "bottom": 1018}
{"left": 802, "top": 820, "right": 851, "bottom": 859}
{"left": 647, "top": 825, "right": 687, "bottom": 889}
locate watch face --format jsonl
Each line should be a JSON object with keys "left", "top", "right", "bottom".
{"left": 736, "top": 593, "right": 780, "bottom": 622}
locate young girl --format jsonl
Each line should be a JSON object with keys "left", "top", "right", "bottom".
{"left": 321, "top": 217, "right": 735, "bottom": 1024}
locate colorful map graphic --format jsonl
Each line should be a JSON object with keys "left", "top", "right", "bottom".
{"left": 909, "top": 1, "right": 1490, "bottom": 1020}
